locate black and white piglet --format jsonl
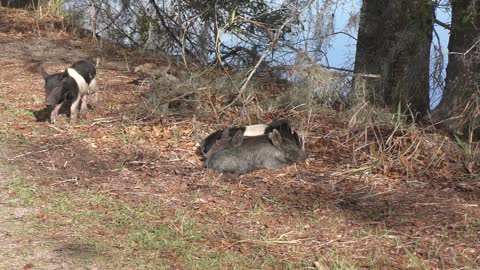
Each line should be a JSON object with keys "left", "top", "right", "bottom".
{"left": 199, "top": 119, "right": 302, "bottom": 156}
{"left": 206, "top": 128, "right": 307, "bottom": 177}
{"left": 41, "top": 60, "right": 98, "bottom": 123}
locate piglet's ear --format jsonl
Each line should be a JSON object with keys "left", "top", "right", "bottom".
{"left": 231, "top": 130, "right": 244, "bottom": 147}
{"left": 220, "top": 128, "right": 230, "bottom": 141}
{"left": 268, "top": 129, "right": 282, "bottom": 147}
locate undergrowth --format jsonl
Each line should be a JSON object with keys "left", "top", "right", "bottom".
{"left": 137, "top": 58, "right": 480, "bottom": 180}
{"left": 7, "top": 184, "right": 303, "bottom": 269}
{"left": 345, "top": 101, "right": 479, "bottom": 178}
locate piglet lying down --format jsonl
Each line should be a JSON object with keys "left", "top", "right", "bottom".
{"left": 199, "top": 119, "right": 303, "bottom": 156}
{"left": 205, "top": 128, "right": 307, "bottom": 177}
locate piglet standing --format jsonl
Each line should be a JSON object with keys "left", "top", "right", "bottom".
{"left": 40, "top": 59, "right": 97, "bottom": 123}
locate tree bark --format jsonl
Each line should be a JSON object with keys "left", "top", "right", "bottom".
{"left": 1, "top": 0, "right": 39, "bottom": 9}
{"left": 431, "top": 0, "right": 480, "bottom": 135}
{"left": 353, "top": 0, "right": 434, "bottom": 117}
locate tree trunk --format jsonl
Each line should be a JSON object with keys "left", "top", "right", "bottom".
{"left": 353, "top": 0, "right": 434, "bottom": 117}
{"left": 431, "top": 0, "right": 480, "bottom": 136}
{"left": 0, "top": 0, "right": 39, "bottom": 9}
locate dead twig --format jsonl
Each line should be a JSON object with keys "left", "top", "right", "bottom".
{"left": 449, "top": 38, "right": 480, "bottom": 57}
{"left": 89, "top": 117, "right": 122, "bottom": 127}
{"left": 51, "top": 176, "right": 79, "bottom": 186}
{"left": 48, "top": 124, "right": 65, "bottom": 133}
{"left": 8, "top": 149, "right": 49, "bottom": 161}
{"left": 222, "top": 236, "right": 317, "bottom": 251}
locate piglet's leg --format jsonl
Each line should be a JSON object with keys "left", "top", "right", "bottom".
{"left": 50, "top": 102, "right": 63, "bottom": 124}
{"left": 80, "top": 95, "right": 89, "bottom": 116}
{"left": 70, "top": 95, "right": 82, "bottom": 122}
{"left": 88, "top": 78, "right": 98, "bottom": 106}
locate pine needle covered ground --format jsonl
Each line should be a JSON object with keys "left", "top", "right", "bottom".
{"left": 0, "top": 7, "right": 479, "bottom": 269}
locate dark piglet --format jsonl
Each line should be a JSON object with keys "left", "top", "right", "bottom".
{"left": 267, "top": 119, "right": 303, "bottom": 148}
{"left": 199, "top": 124, "right": 267, "bottom": 156}
{"left": 199, "top": 119, "right": 302, "bottom": 156}
{"left": 206, "top": 129, "right": 307, "bottom": 176}
{"left": 204, "top": 128, "right": 244, "bottom": 160}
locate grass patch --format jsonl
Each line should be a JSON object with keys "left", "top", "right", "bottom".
{"left": 4, "top": 182, "right": 39, "bottom": 207}
{"left": 0, "top": 125, "right": 28, "bottom": 144}
{"left": 404, "top": 248, "right": 430, "bottom": 270}
{"left": 316, "top": 250, "right": 358, "bottom": 270}
{"left": 0, "top": 161, "right": 38, "bottom": 207}
{"left": 0, "top": 106, "right": 31, "bottom": 144}
{"left": 8, "top": 107, "right": 33, "bottom": 118}
{"left": 33, "top": 191, "right": 295, "bottom": 268}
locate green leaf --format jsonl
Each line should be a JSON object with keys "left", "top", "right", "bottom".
{"left": 230, "top": 7, "right": 237, "bottom": 25}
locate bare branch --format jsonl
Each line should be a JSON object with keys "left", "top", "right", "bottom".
{"left": 434, "top": 18, "right": 451, "bottom": 30}
{"left": 148, "top": 0, "right": 193, "bottom": 56}
{"left": 449, "top": 38, "right": 480, "bottom": 56}
{"left": 221, "top": 0, "right": 315, "bottom": 113}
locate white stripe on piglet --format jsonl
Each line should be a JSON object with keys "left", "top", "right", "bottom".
{"left": 67, "top": 68, "right": 89, "bottom": 95}
{"left": 243, "top": 124, "right": 269, "bottom": 136}
{"left": 89, "top": 77, "right": 97, "bottom": 93}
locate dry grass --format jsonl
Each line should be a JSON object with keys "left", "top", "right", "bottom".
{"left": 277, "top": 64, "right": 349, "bottom": 111}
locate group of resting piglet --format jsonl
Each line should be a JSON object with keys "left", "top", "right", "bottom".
{"left": 199, "top": 119, "right": 307, "bottom": 177}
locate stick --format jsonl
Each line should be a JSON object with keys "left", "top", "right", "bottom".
{"left": 8, "top": 149, "right": 49, "bottom": 161}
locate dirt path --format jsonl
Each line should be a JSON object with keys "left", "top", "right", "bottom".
{"left": 0, "top": 146, "right": 94, "bottom": 269}
{"left": 0, "top": 12, "right": 123, "bottom": 268}
{"left": 0, "top": 37, "right": 63, "bottom": 269}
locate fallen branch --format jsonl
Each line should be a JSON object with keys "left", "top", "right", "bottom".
{"left": 51, "top": 176, "right": 79, "bottom": 186}
{"left": 89, "top": 117, "right": 122, "bottom": 127}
